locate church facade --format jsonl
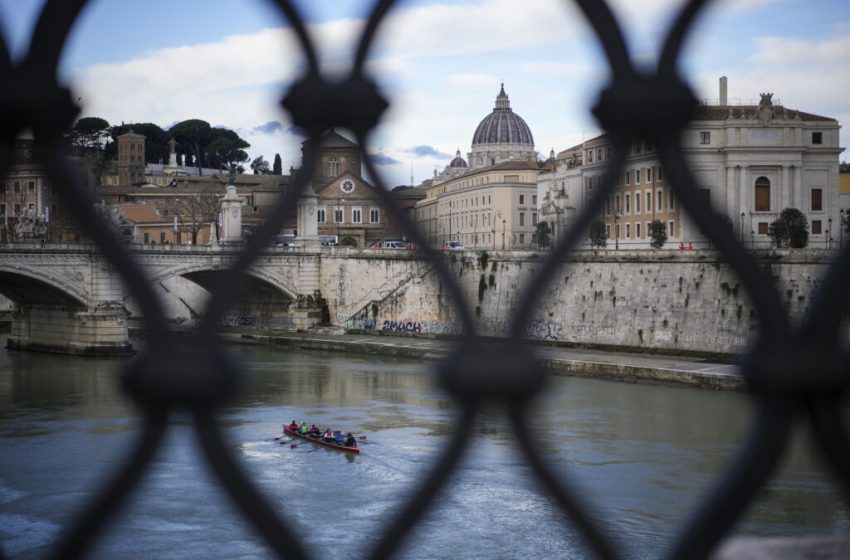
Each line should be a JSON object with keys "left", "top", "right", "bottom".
{"left": 416, "top": 85, "right": 544, "bottom": 250}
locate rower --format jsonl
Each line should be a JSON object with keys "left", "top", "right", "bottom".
{"left": 287, "top": 420, "right": 298, "bottom": 431}
{"left": 299, "top": 422, "right": 308, "bottom": 434}
{"left": 345, "top": 432, "right": 357, "bottom": 447}
{"left": 323, "top": 428, "right": 334, "bottom": 442}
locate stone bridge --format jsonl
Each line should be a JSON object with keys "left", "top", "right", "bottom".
{"left": 0, "top": 243, "right": 425, "bottom": 355}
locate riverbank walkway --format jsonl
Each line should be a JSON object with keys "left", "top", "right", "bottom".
{"left": 234, "top": 331, "right": 745, "bottom": 390}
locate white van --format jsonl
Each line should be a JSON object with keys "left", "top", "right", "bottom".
{"left": 381, "top": 240, "right": 406, "bottom": 249}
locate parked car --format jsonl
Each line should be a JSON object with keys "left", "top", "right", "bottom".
{"left": 319, "top": 235, "right": 338, "bottom": 246}
{"left": 380, "top": 240, "right": 407, "bottom": 249}
{"left": 273, "top": 234, "right": 296, "bottom": 247}
{"left": 443, "top": 240, "right": 464, "bottom": 251}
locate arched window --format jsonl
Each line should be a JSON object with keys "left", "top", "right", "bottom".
{"left": 327, "top": 158, "right": 340, "bottom": 177}
{"left": 755, "top": 176, "right": 771, "bottom": 211}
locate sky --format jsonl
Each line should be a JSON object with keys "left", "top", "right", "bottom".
{"left": 0, "top": 0, "right": 848, "bottom": 187}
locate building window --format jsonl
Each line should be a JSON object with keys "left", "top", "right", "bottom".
{"left": 519, "top": 233, "right": 525, "bottom": 244}
{"left": 606, "top": 224, "right": 611, "bottom": 238}
{"left": 317, "top": 207, "right": 326, "bottom": 223}
{"left": 625, "top": 170, "right": 630, "bottom": 186}
{"left": 351, "top": 207, "right": 362, "bottom": 224}
{"left": 625, "top": 193, "right": 631, "bottom": 214}
{"left": 635, "top": 169, "right": 641, "bottom": 184}
{"left": 334, "top": 207, "right": 343, "bottom": 224}
{"left": 519, "top": 213, "right": 525, "bottom": 226}
{"left": 616, "top": 223, "right": 621, "bottom": 239}
{"left": 143, "top": 232, "right": 150, "bottom": 244}
{"left": 28, "top": 181, "right": 35, "bottom": 193}
{"left": 646, "top": 192, "right": 652, "bottom": 213}
{"left": 626, "top": 223, "right": 631, "bottom": 239}
{"left": 669, "top": 190, "right": 675, "bottom": 211}
{"left": 14, "top": 181, "right": 20, "bottom": 193}
{"left": 657, "top": 189, "right": 663, "bottom": 212}
{"left": 605, "top": 197, "right": 611, "bottom": 216}
{"left": 812, "top": 132, "right": 823, "bottom": 145}
{"left": 636, "top": 222, "right": 641, "bottom": 238}
{"left": 755, "top": 176, "right": 771, "bottom": 211}
{"left": 647, "top": 168, "right": 653, "bottom": 183}
{"left": 160, "top": 232, "right": 166, "bottom": 244}
{"left": 658, "top": 167, "right": 664, "bottom": 182}
{"left": 700, "top": 131, "right": 711, "bottom": 144}
{"left": 635, "top": 191, "right": 641, "bottom": 213}
{"left": 758, "top": 222, "right": 769, "bottom": 235}
{"left": 812, "top": 220, "right": 822, "bottom": 234}
{"left": 587, "top": 150, "right": 593, "bottom": 162}
{"left": 532, "top": 195, "right": 537, "bottom": 205}
{"left": 669, "top": 220, "right": 675, "bottom": 237}
{"left": 0, "top": 204, "right": 5, "bottom": 216}
{"left": 811, "top": 188, "right": 823, "bottom": 211}
{"left": 327, "top": 158, "right": 340, "bottom": 177}
{"left": 370, "top": 207, "right": 380, "bottom": 223}
{"left": 597, "top": 148, "right": 602, "bottom": 161}
{"left": 519, "top": 194, "right": 525, "bottom": 205}
{"left": 532, "top": 212, "right": 538, "bottom": 225}
{"left": 615, "top": 194, "right": 621, "bottom": 214}
{"left": 13, "top": 203, "right": 20, "bottom": 215}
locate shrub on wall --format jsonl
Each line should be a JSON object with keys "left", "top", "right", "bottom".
{"left": 768, "top": 208, "right": 809, "bottom": 248}
{"left": 649, "top": 220, "right": 667, "bottom": 249}
{"left": 588, "top": 220, "right": 607, "bottom": 249}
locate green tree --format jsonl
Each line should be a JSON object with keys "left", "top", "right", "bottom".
{"left": 340, "top": 236, "right": 358, "bottom": 247}
{"left": 205, "top": 128, "right": 250, "bottom": 170}
{"left": 168, "top": 119, "right": 213, "bottom": 175}
{"left": 68, "top": 117, "right": 111, "bottom": 150}
{"left": 534, "top": 221, "right": 552, "bottom": 248}
{"left": 250, "top": 156, "right": 270, "bottom": 175}
{"left": 768, "top": 208, "right": 809, "bottom": 248}
{"left": 588, "top": 220, "right": 607, "bottom": 249}
{"left": 649, "top": 220, "right": 667, "bottom": 249}
{"left": 273, "top": 153, "right": 283, "bottom": 175}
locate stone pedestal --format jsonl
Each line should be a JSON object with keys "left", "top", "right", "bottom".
{"left": 220, "top": 185, "right": 244, "bottom": 245}
{"left": 297, "top": 191, "right": 320, "bottom": 249}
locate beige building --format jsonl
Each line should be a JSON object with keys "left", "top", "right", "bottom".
{"left": 540, "top": 79, "right": 844, "bottom": 249}
{"left": 416, "top": 85, "right": 543, "bottom": 249}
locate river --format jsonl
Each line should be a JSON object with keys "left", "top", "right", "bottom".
{"left": 1, "top": 337, "right": 847, "bottom": 559}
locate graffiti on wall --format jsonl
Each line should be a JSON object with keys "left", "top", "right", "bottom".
{"left": 222, "top": 315, "right": 298, "bottom": 330}
{"left": 524, "top": 320, "right": 564, "bottom": 341}
{"left": 375, "top": 319, "right": 461, "bottom": 335}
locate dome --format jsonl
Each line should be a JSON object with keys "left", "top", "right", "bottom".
{"left": 471, "top": 84, "right": 534, "bottom": 147}
{"left": 449, "top": 149, "right": 468, "bottom": 168}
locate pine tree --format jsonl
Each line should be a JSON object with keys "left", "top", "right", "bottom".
{"left": 273, "top": 153, "right": 283, "bottom": 175}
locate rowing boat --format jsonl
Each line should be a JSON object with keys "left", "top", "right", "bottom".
{"left": 282, "top": 427, "right": 361, "bottom": 454}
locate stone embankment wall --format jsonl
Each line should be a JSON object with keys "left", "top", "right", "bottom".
{"left": 330, "top": 249, "right": 840, "bottom": 355}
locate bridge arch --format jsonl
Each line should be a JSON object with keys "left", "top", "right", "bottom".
{"left": 0, "top": 265, "right": 89, "bottom": 307}
{"left": 149, "top": 263, "right": 300, "bottom": 301}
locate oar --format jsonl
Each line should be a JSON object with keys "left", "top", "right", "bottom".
{"left": 333, "top": 430, "right": 367, "bottom": 440}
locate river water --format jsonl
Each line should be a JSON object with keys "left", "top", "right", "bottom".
{"left": 0, "top": 337, "right": 848, "bottom": 559}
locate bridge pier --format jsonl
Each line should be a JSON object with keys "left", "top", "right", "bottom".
{"left": 7, "top": 303, "right": 132, "bottom": 356}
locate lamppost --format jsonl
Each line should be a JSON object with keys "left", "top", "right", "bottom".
{"left": 337, "top": 192, "right": 344, "bottom": 243}
{"left": 502, "top": 219, "right": 506, "bottom": 250}
{"left": 494, "top": 210, "right": 502, "bottom": 250}
{"left": 841, "top": 209, "right": 847, "bottom": 249}
{"left": 827, "top": 218, "right": 833, "bottom": 249}
{"left": 740, "top": 212, "right": 745, "bottom": 245}
{"left": 614, "top": 212, "right": 621, "bottom": 250}
{"left": 751, "top": 230, "right": 755, "bottom": 251}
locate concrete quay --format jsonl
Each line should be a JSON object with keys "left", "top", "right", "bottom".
{"left": 233, "top": 331, "right": 745, "bottom": 390}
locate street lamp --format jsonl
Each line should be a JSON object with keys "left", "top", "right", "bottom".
{"left": 740, "top": 212, "right": 745, "bottom": 245}
{"left": 827, "top": 218, "right": 833, "bottom": 249}
{"left": 751, "top": 230, "right": 755, "bottom": 251}
{"left": 614, "top": 212, "right": 621, "bottom": 250}
{"left": 502, "top": 220, "right": 507, "bottom": 251}
{"left": 841, "top": 209, "right": 847, "bottom": 249}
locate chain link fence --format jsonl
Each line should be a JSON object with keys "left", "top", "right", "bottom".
{"left": 1, "top": 0, "right": 848, "bottom": 558}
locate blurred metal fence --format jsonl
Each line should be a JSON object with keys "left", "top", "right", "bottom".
{"left": 1, "top": 0, "right": 848, "bottom": 559}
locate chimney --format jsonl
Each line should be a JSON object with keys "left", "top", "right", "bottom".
{"left": 719, "top": 76, "right": 728, "bottom": 105}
